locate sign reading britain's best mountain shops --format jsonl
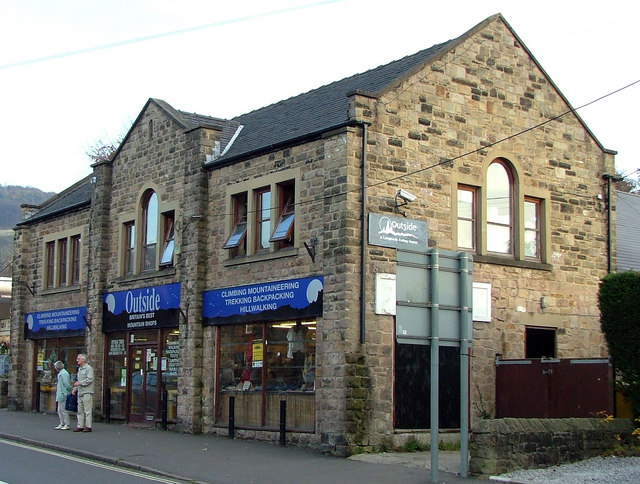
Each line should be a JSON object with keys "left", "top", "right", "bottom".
{"left": 102, "top": 283, "right": 181, "bottom": 333}
{"left": 202, "top": 276, "right": 324, "bottom": 325}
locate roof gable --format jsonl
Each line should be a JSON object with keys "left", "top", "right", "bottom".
{"left": 206, "top": 37, "right": 460, "bottom": 166}
{"left": 110, "top": 98, "right": 242, "bottom": 164}
{"left": 204, "top": 13, "right": 608, "bottom": 166}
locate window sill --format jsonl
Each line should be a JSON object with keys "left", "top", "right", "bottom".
{"left": 39, "top": 285, "right": 82, "bottom": 296}
{"left": 114, "top": 267, "right": 177, "bottom": 285}
{"left": 223, "top": 247, "right": 299, "bottom": 267}
{"left": 473, "top": 254, "right": 552, "bottom": 271}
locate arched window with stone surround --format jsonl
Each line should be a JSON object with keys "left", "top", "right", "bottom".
{"left": 486, "top": 160, "right": 513, "bottom": 255}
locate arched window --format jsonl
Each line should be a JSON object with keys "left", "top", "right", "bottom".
{"left": 486, "top": 161, "right": 512, "bottom": 254}
{"left": 142, "top": 190, "right": 158, "bottom": 271}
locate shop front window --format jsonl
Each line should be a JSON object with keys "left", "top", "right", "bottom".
{"left": 106, "top": 333, "right": 127, "bottom": 419}
{"left": 163, "top": 330, "right": 179, "bottom": 421}
{"left": 35, "top": 337, "right": 85, "bottom": 413}
{"left": 217, "top": 320, "right": 315, "bottom": 431}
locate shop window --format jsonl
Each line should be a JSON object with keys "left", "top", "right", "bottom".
{"left": 45, "top": 241, "right": 55, "bottom": 289}
{"left": 486, "top": 161, "right": 513, "bottom": 255}
{"left": 163, "top": 331, "right": 180, "bottom": 421}
{"left": 123, "top": 222, "right": 135, "bottom": 275}
{"left": 256, "top": 188, "right": 271, "bottom": 252}
{"left": 525, "top": 326, "right": 556, "bottom": 358}
{"left": 71, "top": 235, "right": 81, "bottom": 285}
{"left": 457, "top": 186, "right": 476, "bottom": 251}
{"left": 269, "top": 183, "right": 295, "bottom": 247}
{"left": 159, "top": 211, "right": 175, "bottom": 267}
{"left": 106, "top": 333, "right": 127, "bottom": 419}
{"left": 217, "top": 320, "right": 315, "bottom": 431}
{"left": 142, "top": 190, "right": 158, "bottom": 272}
{"left": 35, "top": 336, "right": 85, "bottom": 414}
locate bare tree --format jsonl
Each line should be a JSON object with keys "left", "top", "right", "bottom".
{"left": 85, "top": 137, "right": 123, "bottom": 163}
{"left": 614, "top": 170, "right": 640, "bottom": 194}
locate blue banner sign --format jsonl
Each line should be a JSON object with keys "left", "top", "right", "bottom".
{"left": 102, "top": 283, "right": 181, "bottom": 333}
{"left": 25, "top": 306, "right": 86, "bottom": 339}
{"left": 203, "top": 276, "right": 323, "bottom": 325}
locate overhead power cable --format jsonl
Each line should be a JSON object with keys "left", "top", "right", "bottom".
{"left": 221, "top": 78, "right": 640, "bottom": 219}
{"left": 0, "top": 0, "right": 343, "bottom": 70}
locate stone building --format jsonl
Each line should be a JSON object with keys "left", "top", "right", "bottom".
{"left": 10, "top": 14, "right": 615, "bottom": 454}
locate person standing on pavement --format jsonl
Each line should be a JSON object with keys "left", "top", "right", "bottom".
{"left": 53, "top": 360, "right": 72, "bottom": 430}
{"left": 72, "top": 353, "right": 94, "bottom": 432}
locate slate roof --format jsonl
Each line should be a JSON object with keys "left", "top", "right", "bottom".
{"left": 16, "top": 175, "right": 93, "bottom": 226}
{"left": 20, "top": 13, "right": 612, "bottom": 226}
{"left": 615, "top": 191, "right": 640, "bottom": 271}
{"left": 206, "top": 36, "right": 459, "bottom": 166}
{"left": 151, "top": 98, "right": 242, "bottom": 154}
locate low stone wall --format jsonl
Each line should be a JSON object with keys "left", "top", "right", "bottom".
{"left": 470, "top": 417, "right": 636, "bottom": 475}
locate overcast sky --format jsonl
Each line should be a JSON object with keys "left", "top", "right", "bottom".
{"left": 1, "top": 0, "right": 638, "bottom": 193}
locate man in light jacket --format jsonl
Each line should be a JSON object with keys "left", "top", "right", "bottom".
{"left": 72, "top": 353, "right": 94, "bottom": 432}
{"left": 54, "top": 360, "right": 72, "bottom": 430}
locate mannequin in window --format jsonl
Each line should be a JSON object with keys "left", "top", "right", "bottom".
{"left": 287, "top": 322, "right": 307, "bottom": 374}
{"left": 220, "top": 360, "right": 235, "bottom": 389}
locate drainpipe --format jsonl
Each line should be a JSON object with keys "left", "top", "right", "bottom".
{"left": 359, "top": 122, "right": 369, "bottom": 344}
{"left": 602, "top": 173, "right": 622, "bottom": 273}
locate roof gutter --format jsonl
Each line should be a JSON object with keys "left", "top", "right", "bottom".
{"left": 603, "top": 173, "right": 623, "bottom": 273}
{"left": 15, "top": 200, "right": 91, "bottom": 227}
{"left": 204, "top": 120, "right": 359, "bottom": 170}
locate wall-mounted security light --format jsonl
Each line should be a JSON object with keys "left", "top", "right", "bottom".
{"left": 395, "top": 189, "right": 417, "bottom": 216}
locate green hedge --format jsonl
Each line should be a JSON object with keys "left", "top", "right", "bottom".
{"left": 599, "top": 271, "right": 640, "bottom": 419}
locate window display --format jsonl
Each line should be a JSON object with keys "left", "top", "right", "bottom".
{"left": 163, "top": 330, "right": 179, "bottom": 420}
{"left": 218, "top": 320, "right": 315, "bottom": 430}
{"left": 106, "top": 332, "right": 126, "bottom": 418}
{"left": 35, "top": 336, "right": 84, "bottom": 413}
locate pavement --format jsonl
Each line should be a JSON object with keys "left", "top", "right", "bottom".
{"left": 0, "top": 409, "right": 489, "bottom": 483}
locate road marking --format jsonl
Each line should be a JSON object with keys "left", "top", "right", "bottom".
{"left": 0, "top": 438, "right": 184, "bottom": 483}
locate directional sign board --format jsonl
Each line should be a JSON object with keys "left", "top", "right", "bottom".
{"left": 396, "top": 249, "right": 473, "bottom": 347}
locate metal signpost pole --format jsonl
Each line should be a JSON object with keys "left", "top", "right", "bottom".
{"left": 459, "top": 253, "right": 472, "bottom": 477}
{"left": 429, "top": 250, "right": 440, "bottom": 484}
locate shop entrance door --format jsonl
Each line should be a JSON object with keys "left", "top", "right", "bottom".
{"left": 128, "top": 345, "right": 159, "bottom": 424}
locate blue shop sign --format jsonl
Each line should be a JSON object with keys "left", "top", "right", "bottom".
{"left": 103, "top": 282, "right": 181, "bottom": 333}
{"left": 25, "top": 306, "right": 86, "bottom": 340}
{"left": 203, "top": 276, "right": 324, "bottom": 325}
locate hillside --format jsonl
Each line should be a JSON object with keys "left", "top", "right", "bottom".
{"left": 0, "top": 185, "right": 55, "bottom": 276}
